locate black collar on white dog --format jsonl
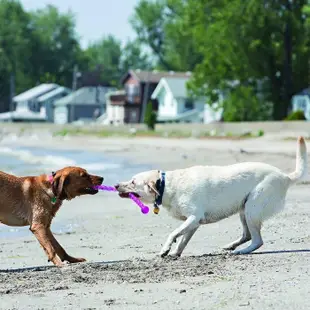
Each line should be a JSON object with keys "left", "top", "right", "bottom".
{"left": 154, "top": 171, "right": 165, "bottom": 214}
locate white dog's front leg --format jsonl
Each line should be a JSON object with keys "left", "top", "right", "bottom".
{"left": 170, "top": 227, "right": 199, "bottom": 257}
{"left": 159, "top": 215, "right": 200, "bottom": 257}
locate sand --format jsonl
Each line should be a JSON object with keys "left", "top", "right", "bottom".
{"left": 1, "top": 133, "right": 310, "bottom": 309}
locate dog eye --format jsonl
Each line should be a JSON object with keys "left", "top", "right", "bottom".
{"left": 132, "top": 180, "right": 135, "bottom": 184}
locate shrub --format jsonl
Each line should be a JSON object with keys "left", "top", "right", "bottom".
{"left": 144, "top": 102, "right": 157, "bottom": 130}
{"left": 222, "top": 86, "right": 272, "bottom": 122}
{"left": 284, "top": 110, "right": 306, "bottom": 121}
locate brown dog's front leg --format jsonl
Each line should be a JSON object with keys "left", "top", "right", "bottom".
{"left": 47, "top": 228, "right": 86, "bottom": 263}
{"left": 30, "top": 223, "right": 64, "bottom": 267}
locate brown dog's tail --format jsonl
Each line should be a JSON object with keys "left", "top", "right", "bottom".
{"left": 289, "top": 136, "right": 308, "bottom": 183}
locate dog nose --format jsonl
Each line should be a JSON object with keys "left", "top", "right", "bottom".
{"left": 114, "top": 184, "right": 119, "bottom": 189}
{"left": 99, "top": 177, "right": 104, "bottom": 184}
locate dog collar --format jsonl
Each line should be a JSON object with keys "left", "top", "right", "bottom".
{"left": 154, "top": 171, "right": 165, "bottom": 214}
{"left": 49, "top": 172, "right": 57, "bottom": 204}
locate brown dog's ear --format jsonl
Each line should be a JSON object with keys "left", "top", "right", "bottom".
{"left": 147, "top": 181, "right": 159, "bottom": 196}
{"left": 53, "top": 174, "right": 70, "bottom": 200}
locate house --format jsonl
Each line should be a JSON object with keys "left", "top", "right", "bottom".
{"left": 151, "top": 76, "right": 203, "bottom": 123}
{"left": 120, "top": 70, "right": 192, "bottom": 123}
{"left": 100, "top": 90, "right": 126, "bottom": 125}
{"left": 13, "top": 83, "right": 59, "bottom": 113}
{"left": 37, "top": 86, "right": 71, "bottom": 122}
{"left": 151, "top": 76, "right": 221, "bottom": 123}
{"left": 0, "top": 83, "right": 59, "bottom": 122}
{"left": 99, "top": 89, "right": 144, "bottom": 125}
{"left": 53, "top": 86, "right": 115, "bottom": 124}
{"left": 291, "top": 88, "right": 310, "bottom": 120}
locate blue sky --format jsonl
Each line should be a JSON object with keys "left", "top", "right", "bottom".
{"left": 21, "top": 0, "right": 139, "bottom": 49}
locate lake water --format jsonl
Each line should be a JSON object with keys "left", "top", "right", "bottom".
{"left": 0, "top": 143, "right": 153, "bottom": 239}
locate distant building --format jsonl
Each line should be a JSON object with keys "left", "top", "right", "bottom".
{"left": 119, "top": 70, "right": 192, "bottom": 123}
{"left": 101, "top": 90, "right": 127, "bottom": 125}
{"left": 13, "top": 83, "right": 59, "bottom": 113}
{"left": 151, "top": 76, "right": 203, "bottom": 123}
{"left": 37, "top": 86, "right": 71, "bottom": 122}
{"left": 0, "top": 83, "right": 59, "bottom": 122}
{"left": 53, "top": 86, "right": 115, "bottom": 124}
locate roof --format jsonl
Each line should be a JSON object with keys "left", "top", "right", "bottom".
{"left": 37, "top": 86, "right": 71, "bottom": 102}
{"left": 151, "top": 77, "right": 190, "bottom": 99}
{"left": 121, "top": 70, "right": 192, "bottom": 84}
{"left": 13, "top": 83, "right": 59, "bottom": 102}
{"left": 54, "top": 86, "right": 116, "bottom": 107}
{"left": 295, "top": 88, "right": 310, "bottom": 96}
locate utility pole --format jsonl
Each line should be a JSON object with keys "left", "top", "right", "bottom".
{"left": 70, "top": 65, "right": 78, "bottom": 123}
{"left": 72, "top": 65, "right": 78, "bottom": 91}
{"left": 140, "top": 71, "right": 150, "bottom": 123}
{"left": 9, "top": 72, "right": 15, "bottom": 112}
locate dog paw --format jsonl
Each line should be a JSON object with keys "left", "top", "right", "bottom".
{"left": 67, "top": 256, "right": 86, "bottom": 263}
{"left": 232, "top": 251, "right": 241, "bottom": 255}
{"left": 54, "top": 261, "right": 67, "bottom": 268}
{"left": 222, "top": 244, "right": 236, "bottom": 251}
{"left": 159, "top": 248, "right": 171, "bottom": 258}
{"left": 169, "top": 252, "right": 181, "bottom": 259}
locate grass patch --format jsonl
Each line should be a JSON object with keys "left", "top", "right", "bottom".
{"left": 53, "top": 127, "right": 265, "bottom": 140}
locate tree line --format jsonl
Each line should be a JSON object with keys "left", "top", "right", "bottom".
{"left": 1, "top": 0, "right": 310, "bottom": 121}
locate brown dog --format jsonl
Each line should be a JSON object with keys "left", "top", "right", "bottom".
{"left": 0, "top": 166, "right": 103, "bottom": 267}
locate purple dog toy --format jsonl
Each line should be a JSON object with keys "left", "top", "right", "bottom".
{"left": 94, "top": 185, "right": 149, "bottom": 214}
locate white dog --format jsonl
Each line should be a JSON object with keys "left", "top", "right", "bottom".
{"left": 115, "top": 137, "right": 307, "bottom": 257}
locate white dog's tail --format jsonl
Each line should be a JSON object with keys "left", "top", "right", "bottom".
{"left": 288, "top": 136, "right": 308, "bottom": 183}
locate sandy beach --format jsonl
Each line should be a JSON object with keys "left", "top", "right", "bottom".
{"left": 1, "top": 131, "right": 310, "bottom": 309}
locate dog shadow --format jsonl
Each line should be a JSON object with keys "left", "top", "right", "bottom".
{"left": 199, "top": 248, "right": 310, "bottom": 258}
{"left": 0, "top": 259, "right": 128, "bottom": 273}
{"left": 252, "top": 249, "right": 310, "bottom": 255}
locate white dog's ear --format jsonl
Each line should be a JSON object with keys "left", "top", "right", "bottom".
{"left": 147, "top": 181, "right": 159, "bottom": 196}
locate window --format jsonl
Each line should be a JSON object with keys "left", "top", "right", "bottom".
{"left": 184, "top": 99, "right": 194, "bottom": 111}
{"left": 126, "top": 85, "right": 140, "bottom": 103}
{"left": 126, "top": 85, "right": 140, "bottom": 96}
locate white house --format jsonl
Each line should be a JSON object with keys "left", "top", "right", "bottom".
{"left": 98, "top": 90, "right": 126, "bottom": 125}
{"left": 0, "top": 83, "right": 59, "bottom": 122}
{"left": 151, "top": 76, "right": 221, "bottom": 123}
{"left": 13, "top": 83, "right": 59, "bottom": 113}
{"left": 291, "top": 88, "right": 310, "bottom": 120}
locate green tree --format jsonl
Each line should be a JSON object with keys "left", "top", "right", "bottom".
{"left": 85, "top": 35, "right": 122, "bottom": 86}
{"left": 0, "top": 0, "right": 35, "bottom": 109}
{"left": 184, "top": 0, "right": 310, "bottom": 120}
{"left": 130, "top": 0, "right": 201, "bottom": 71}
{"left": 29, "top": 5, "right": 83, "bottom": 87}
{"left": 121, "top": 39, "right": 153, "bottom": 73}
{"left": 85, "top": 36, "right": 153, "bottom": 86}
{"left": 222, "top": 86, "right": 272, "bottom": 122}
